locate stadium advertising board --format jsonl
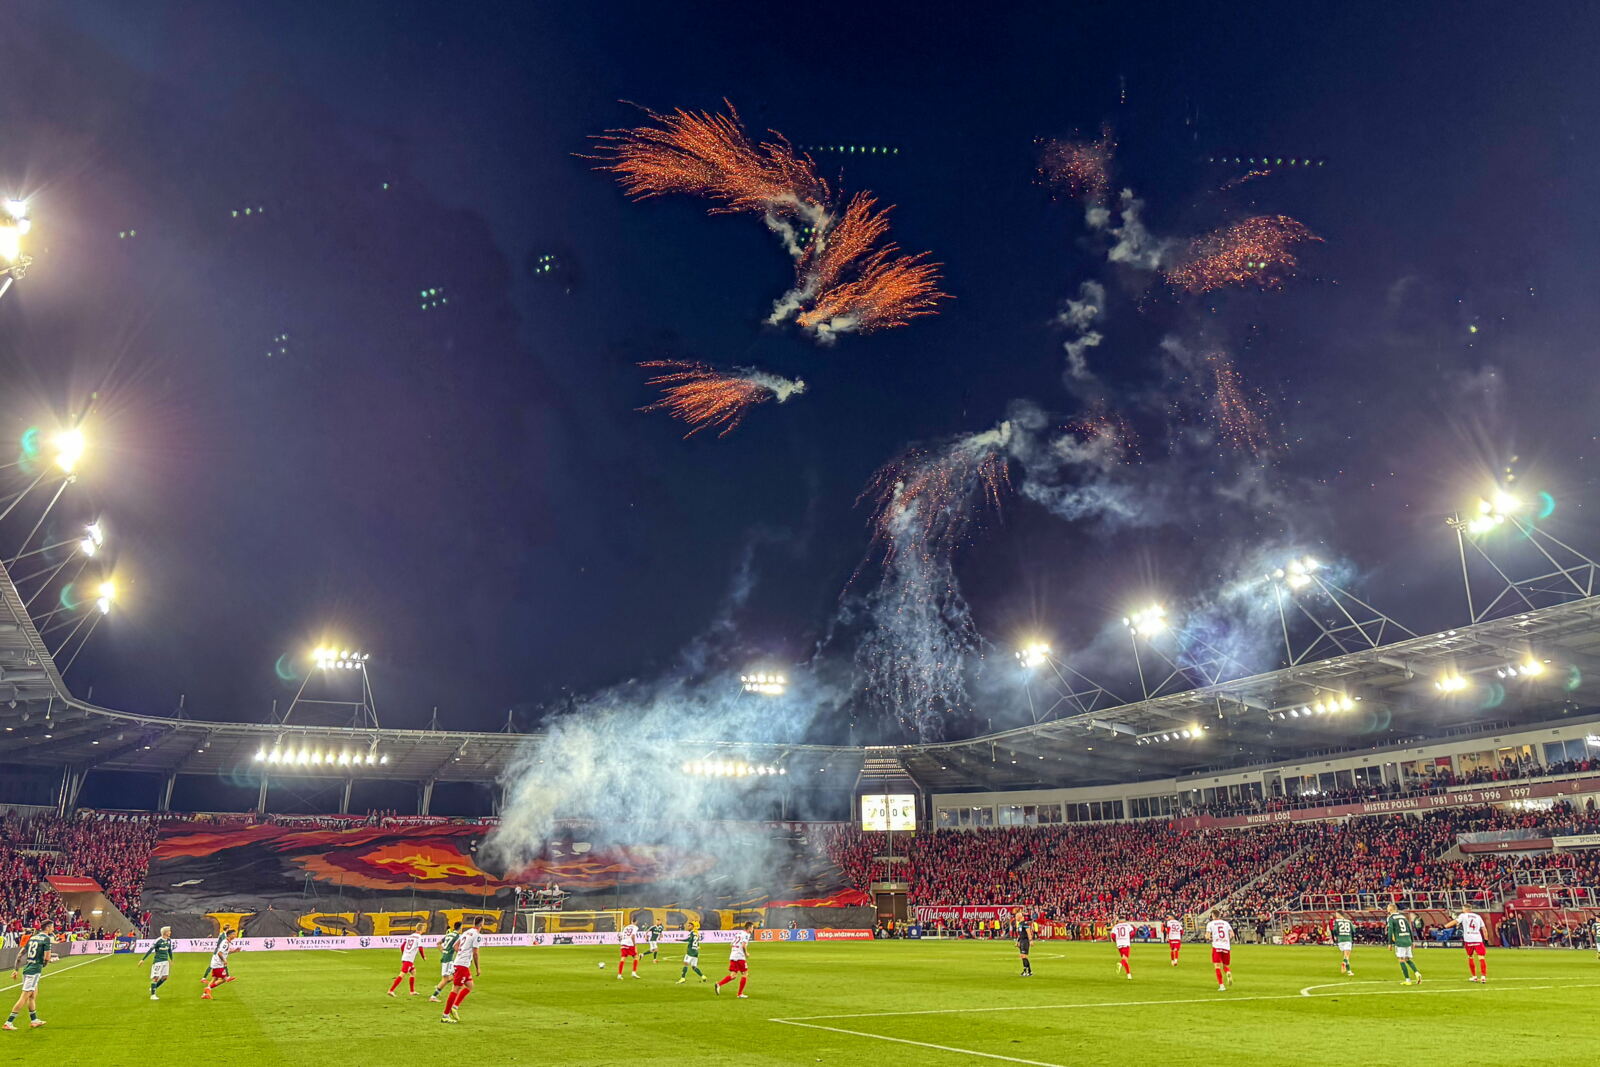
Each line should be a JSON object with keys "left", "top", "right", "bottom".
{"left": 68, "top": 930, "right": 867, "bottom": 956}
{"left": 860, "top": 793, "right": 916, "bottom": 832}
{"left": 912, "top": 905, "right": 1018, "bottom": 923}
{"left": 1174, "top": 775, "right": 1600, "bottom": 829}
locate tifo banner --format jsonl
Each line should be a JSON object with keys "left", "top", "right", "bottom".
{"left": 912, "top": 905, "right": 1019, "bottom": 924}
{"left": 1174, "top": 776, "right": 1600, "bottom": 829}
{"left": 144, "top": 820, "right": 854, "bottom": 937}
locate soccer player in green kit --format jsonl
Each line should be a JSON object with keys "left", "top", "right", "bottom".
{"left": 4, "top": 918, "right": 55, "bottom": 1030}
{"left": 1385, "top": 904, "right": 1422, "bottom": 985}
{"left": 428, "top": 922, "right": 462, "bottom": 1002}
{"left": 140, "top": 926, "right": 176, "bottom": 1000}
{"left": 1330, "top": 912, "right": 1356, "bottom": 976}
{"left": 647, "top": 922, "right": 665, "bottom": 961}
{"left": 675, "top": 922, "right": 707, "bottom": 983}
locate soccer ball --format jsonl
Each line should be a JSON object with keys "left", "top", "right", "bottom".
{"left": 597, "top": 961, "right": 606, "bottom": 969}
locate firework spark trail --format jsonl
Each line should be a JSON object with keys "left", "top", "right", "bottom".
{"left": 852, "top": 425, "right": 1013, "bottom": 737}
{"left": 1165, "top": 215, "right": 1321, "bottom": 293}
{"left": 1063, "top": 401, "right": 1140, "bottom": 462}
{"left": 589, "top": 102, "right": 830, "bottom": 221}
{"left": 1205, "top": 352, "right": 1273, "bottom": 455}
{"left": 639, "top": 361, "right": 806, "bottom": 438}
{"left": 1036, "top": 128, "right": 1115, "bottom": 202}
{"left": 795, "top": 246, "right": 948, "bottom": 342}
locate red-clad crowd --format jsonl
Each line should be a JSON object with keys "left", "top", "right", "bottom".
{"left": 0, "top": 810, "right": 157, "bottom": 932}
{"left": 826, "top": 799, "right": 1600, "bottom": 921}
{"left": 825, "top": 821, "right": 1320, "bottom": 921}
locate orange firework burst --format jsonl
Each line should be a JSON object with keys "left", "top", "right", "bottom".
{"left": 1206, "top": 353, "right": 1274, "bottom": 455}
{"left": 589, "top": 102, "right": 829, "bottom": 217}
{"left": 797, "top": 191, "right": 893, "bottom": 297}
{"left": 638, "top": 361, "right": 805, "bottom": 438}
{"left": 1165, "top": 215, "right": 1321, "bottom": 293}
{"left": 1036, "top": 127, "right": 1115, "bottom": 202}
{"left": 796, "top": 246, "right": 948, "bottom": 340}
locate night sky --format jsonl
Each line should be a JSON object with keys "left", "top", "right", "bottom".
{"left": 2, "top": 2, "right": 1598, "bottom": 742}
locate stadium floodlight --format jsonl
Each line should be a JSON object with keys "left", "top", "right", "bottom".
{"left": 94, "top": 579, "right": 115, "bottom": 615}
{"left": 313, "top": 645, "right": 371, "bottom": 670}
{"left": 740, "top": 671, "right": 787, "bottom": 696}
{"left": 52, "top": 429, "right": 85, "bottom": 474}
{"left": 1015, "top": 641, "right": 1051, "bottom": 670}
{"left": 1270, "top": 555, "right": 1321, "bottom": 591}
{"left": 1124, "top": 604, "right": 1167, "bottom": 638}
{"left": 1462, "top": 490, "right": 1523, "bottom": 536}
{"left": 0, "top": 198, "right": 29, "bottom": 262}
{"left": 1434, "top": 672, "right": 1470, "bottom": 693}
{"left": 79, "top": 521, "right": 105, "bottom": 557}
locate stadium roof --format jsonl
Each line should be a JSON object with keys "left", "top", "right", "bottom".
{"left": 3, "top": 555, "right": 1600, "bottom": 793}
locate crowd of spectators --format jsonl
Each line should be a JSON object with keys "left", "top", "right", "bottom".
{"left": 825, "top": 822, "right": 1320, "bottom": 922}
{"left": 1184, "top": 756, "right": 1600, "bottom": 820}
{"left": 0, "top": 810, "right": 157, "bottom": 932}
{"left": 826, "top": 800, "right": 1600, "bottom": 922}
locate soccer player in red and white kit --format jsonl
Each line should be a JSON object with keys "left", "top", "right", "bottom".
{"left": 1111, "top": 919, "right": 1135, "bottom": 979}
{"left": 387, "top": 931, "right": 427, "bottom": 996}
{"left": 1165, "top": 916, "right": 1183, "bottom": 966}
{"left": 1205, "top": 914, "right": 1234, "bottom": 991}
{"left": 440, "top": 924, "right": 481, "bottom": 1024}
{"left": 1444, "top": 910, "right": 1490, "bottom": 983}
{"left": 714, "top": 921, "right": 755, "bottom": 999}
{"left": 617, "top": 921, "right": 642, "bottom": 980}
{"left": 200, "top": 929, "right": 240, "bottom": 1001}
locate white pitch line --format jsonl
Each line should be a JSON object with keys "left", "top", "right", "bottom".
{"left": 0, "top": 952, "right": 114, "bottom": 994}
{"left": 770, "top": 980, "right": 1600, "bottom": 1066}
{"left": 776, "top": 980, "right": 1600, "bottom": 1022}
{"left": 773, "top": 1018, "right": 1071, "bottom": 1067}
{"left": 1298, "top": 975, "right": 1554, "bottom": 996}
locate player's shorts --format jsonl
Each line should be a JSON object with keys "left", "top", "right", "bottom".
{"left": 1336, "top": 942, "right": 1352, "bottom": 953}
{"left": 648, "top": 940, "right": 660, "bottom": 949}
{"left": 1117, "top": 945, "right": 1131, "bottom": 957}
{"left": 441, "top": 960, "right": 456, "bottom": 977}
{"left": 1167, "top": 938, "right": 1181, "bottom": 946}
{"left": 684, "top": 953, "right": 700, "bottom": 965}
{"left": 1392, "top": 946, "right": 1412, "bottom": 959}
{"left": 1211, "top": 948, "right": 1231, "bottom": 965}
{"left": 1464, "top": 941, "right": 1486, "bottom": 957}
{"left": 452, "top": 965, "right": 473, "bottom": 987}
{"left": 728, "top": 959, "right": 748, "bottom": 974}
{"left": 399, "top": 960, "right": 415, "bottom": 974}
{"left": 1016, "top": 941, "right": 1030, "bottom": 953}
{"left": 20, "top": 972, "right": 40, "bottom": 993}
{"left": 620, "top": 946, "right": 638, "bottom": 958}
{"left": 150, "top": 961, "right": 170, "bottom": 979}
{"left": 210, "top": 967, "right": 228, "bottom": 979}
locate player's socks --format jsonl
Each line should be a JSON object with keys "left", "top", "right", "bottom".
{"left": 4, "top": 1013, "right": 15, "bottom": 1025}
{"left": 389, "top": 976, "right": 403, "bottom": 993}
{"left": 454, "top": 988, "right": 471, "bottom": 1010}
{"left": 737, "top": 977, "right": 747, "bottom": 996}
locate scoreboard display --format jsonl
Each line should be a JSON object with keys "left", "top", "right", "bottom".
{"left": 860, "top": 794, "right": 916, "bottom": 832}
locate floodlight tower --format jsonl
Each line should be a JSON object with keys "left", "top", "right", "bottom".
{"left": 1446, "top": 488, "right": 1600, "bottom": 623}
{"left": 1122, "top": 602, "right": 1249, "bottom": 700}
{"left": 1265, "top": 554, "right": 1415, "bottom": 665}
{"left": 282, "top": 645, "right": 381, "bottom": 728}
{"left": 1013, "top": 639, "right": 1126, "bottom": 725}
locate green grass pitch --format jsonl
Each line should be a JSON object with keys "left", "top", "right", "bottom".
{"left": 7, "top": 941, "right": 1599, "bottom": 1065}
